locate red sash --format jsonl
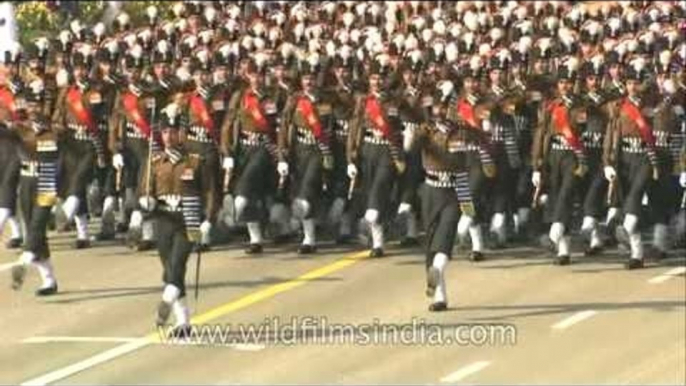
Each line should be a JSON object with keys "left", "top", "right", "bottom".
{"left": 189, "top": 93, "right": 215, "bottom": 138}
{"left": 66, "top": 87, "right": 98, "bottom": 134}
{"left": 243, "top": 91, "right": 269, "bottom": 133}
{"left": 549, "top": 101, "right": 583, "bottom": 152}
{"left": 456, "top": 98, "right": 480, "bottom": 129}
{"left": 121, "top": 92, "right": 153, "bottom": 139}
{"left": 621, "top": 99, "right": 656, "bottom": 148}
{"left": 365, "top": 95, "right": 392, "bottom": 139}
{"left": 297, "top": 95, "right": 328, "bottom": 145}
{"left": 0, "top": 87, "right": 18, "bottom": 121}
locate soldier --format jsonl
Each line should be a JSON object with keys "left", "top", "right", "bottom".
{"left": 278, "top": 56, "right": 335, "bottom": 254}
{"left": 52, "top": 45, "right": 104, "bottom": 249}
{"left": 406, "top": 80, "right": 475, "bottom": 311}
{"left": 109, "top": 45, "right": 157, "bottom": 251}
{"left": 483, "top": 49, "right": 521, "bottom": 248}
{"left": 91, "top": 41, "right": 122, "bottom": 241}
{"left": 452, "top": 56, "right": 495, "bottom": 262}
{"left": 11, "top": 79, "right": 60, "bottom": 296}
{"left": 139, "top": 104, "right": 216, "bottom": 337}
{"left": 0, "top": 49, "right": 24, "bottom": 249}
{"left": 578, "top": 56, "right": 612, "bottom": 256}
{"left": 395, "top": 50, "right": 426, "bottom": 247}
{"left": 603, "top": 59, "right": 658, "bottom": 269}
{"left": 220, "top": 57, "right": 280, "bottom": 254}
{"left": 347, "top": 57, "right": 405, "bottom": 258}
{"left": 326, "top": 48, "right": 358, "bottom": 244}
{"left": 531, "top": 57, "right": 588, "bottom": 266}
{"left": 179, "top": 48, "right": 221, "bottom": 251}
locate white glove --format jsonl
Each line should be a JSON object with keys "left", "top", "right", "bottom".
{"left": 112, "top": 153, "right": 124, "bottom": 169}
{"left": 222, "top": 157, "right": 234, "bottom": 171}
{"left": 139, "top": 196, "right": 156, "bottom": 212}
{"left": 200, "top": 220, "right": 212, "bottom": 234}
{"left": 482, "top": 119, "right": 492, "bottom": 133}
{"left": 604, "top": 166, "right": 616, "bottom": 181}
{"left": 277, "top": 161, "right": 289, "bottom": 176}
{"left": 403, "top": 124, "right": 416, "bottom": 151}
{"left": 680, "top": 172, "right": 686, "bottom": 188}
{"left": 531, "top": 171, "right": 541, "bottom": 188}
{"left": 56, "top": 69, "right": 69, "bottom": 87}
{"left": 347, "top": 163, "right": 358, "bottom": 179}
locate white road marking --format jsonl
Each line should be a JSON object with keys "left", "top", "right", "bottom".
{"left": 440, "top": 361, "right": 492, "bottom": 383}
{"left": 648, "top": 267, "right": 686, "bottom": 284}
{"left": 552, "top": 310, "right": 598, "bottom": 330}
{"left": 0, "top": 262, "right": 17, "bottom": 273}
{"left": 21, "top": 339, "right": 151, "bottom": 386}
{"left": 23, "top": 336, "right": 141, "bottom": 344}
{"left": 23, "top": 336, "right": 265, "bottom": 352}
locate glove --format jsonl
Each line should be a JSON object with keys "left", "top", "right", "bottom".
{"left": 347, "top": 163, "right": 358, "bottom": 179}
{"left": 680, "top": 172, "right": 686, "bottom": 188}
{"left": 322, "top": 154, "right": 334, "bottom": 170}
{"left": 222, "top": 157, "right": 234, "bottom": 171}
{"left": 277, "top": 161, "right": 289, "bottom": 176}
{"left": 113, "top": 153, "right": 125, "bottom": 169}
{"left": 604, "top": 166, "right": 616, "bottom": 181}
{"left": 139, "top": 196, "right": 156, "bottom": 212}
{"left": 200, "top": 220, "right": 212, "bottom": 234}
{"left": 574, "top": 159, "right": 588, "bottom": 177}
{"left": 531, "top": 171, "right": 541, "bottom": 188}
{"left": 394, "top": 160, "right": 407, "bottom": 174}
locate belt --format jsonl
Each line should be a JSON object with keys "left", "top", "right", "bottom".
{"left": 621, "top": 137, "right": 646, "bottom": 153}
{"left": 20, "top": 161, "right": 39, "bottom": 177}
{"left": 425, "top": 170, "right": 460, "bottom": 188}
{"left": 158, "top": 194, "right": 183, "bottom": 212}
{"left": 582, "top": 132, "right": 604, "bottom": 149}
{"left": 125, "top": 122, "right": 147, "bottom": 140}
{"left": 363, "top": 129, "right": 390, "bottom": 145}
{"left": 551, "top": 135, "right": 575, "bottom": 151}
{"left": 187, "top": 126, "right": 214, "bottom": 144}
{"left": 240, "top": 131, "right": 269, "bottom": 147}
{"left": 68, "top": 123, "right": 92, "bottom": 141}
{"left": 654, "top": 131, "right": 670, "bottom": 148}
{"left": 296, "top": 127, "right": 317, "bottom": 145}
{"left": 335, "top": 120, "right": 350, "bottom": 138}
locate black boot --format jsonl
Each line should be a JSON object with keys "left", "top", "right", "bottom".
{"left": 625, "top": 258, "right": 644, "bottom": 270}
{"left": 554, "top": 255, "right": 571, "bottom": 266}
{"left": 369, "top": 248, "right": 384, "bottom": 258}
{"left": 35, "top": 283, "right": 59, "bottom": 297}
{"left": 136, "top": 240, "right": 156, "bottom": 252}
{"left": 469, "top": 251, "right": 485, "bottom": 262}
{"left": 6, "top": 238, "right": 23, "bottom": 249}
{"left": 298, "top": 244, "right": 317, "bottom": 255}
{"left": 245, "top": 244, "right": 263, "bottom": 254}
{"left": 75, "top": 239, "right": 91, "bottom": 249}
{"left": 584, "top": 246, "right": 603, "bottom": 256}
{"left": 429, "top": 301, "right": 448, "bottom": 312}
{"left": 399, "top": 237, "right": 420, "bottom": 247}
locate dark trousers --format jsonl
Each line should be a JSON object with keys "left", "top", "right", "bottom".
{"left": 359, "top": 143, "right": 397, "bottom": 221}
{"left": 292, "top": 143, "right": 323, "bottom": 218}
{"left": 545, "top": 149, "right": 580, "bottom": 228}
{"left": 618, "top": 152, "right": 652, "bottom": 217}
{"left": 647, "top": 150, "right": 677, "bottom": 225}
{"left": 490, "top": 147, "right": 519, "bottom": 214}
{"left": 59, "top": 137, "right": 96, "bottom": 198}
{"left": 18, "top": 177, "right": 53, "bottom": 261}
{"left": 155, "top": 212, "right": 192, "bottom": 299}
{"left": 467, "top": 151, "right": 488, "bottom": 222}
{"left": 581, "top": 150, "right": 608, "bottom": 219}
{"left": 234, "top": 145, "right": 276, "bottom": 222}
{"left": 421, "top": 184, "right": 461, "bottom": 267}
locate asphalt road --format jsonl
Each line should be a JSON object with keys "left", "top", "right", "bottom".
{"left": 0, "top": 227, "right": 684, "bottom": 385}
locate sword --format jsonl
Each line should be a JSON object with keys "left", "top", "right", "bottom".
{"left": 531, "top": 184, "right": 541, "bottom": 209}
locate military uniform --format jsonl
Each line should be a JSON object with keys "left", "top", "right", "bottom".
{"left": 140, "top": 108, "right": 217, "bottom": 336}
{"left": 220, "top": 64, "right": 280, "bottom": 254}
{"left": 278, "top": 66, "right": 335, "bottom": 253}
{"left": 0, "top": 75, "right": 23, "bottom": 241}
{"left": 531, "top": 63, "right": 588, "bottom": 265}
{"left": 11, "top": 81, "right": 60, "bottom": 296}
{"left": 347, "top": 63, "right": 405, "bottom": 257}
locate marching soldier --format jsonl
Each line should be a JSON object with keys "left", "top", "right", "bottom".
{"left": 452, "top": 56, "right": 495, "bottom": 262}
{"left": 405, "top": 80, "right": 476, "bottom": 311}
{"left": 220, "top": 57, "right": 280, "bottom": 254}
{"left": 347, "top": 57, "right": 405, "bottom": 258}
{"left": 278, "top": 56, "right": 335, "bottom": 254}
{"left": 578, "top": 57, "right": 613, "bottom": 256}
{"left": 11, "top": 79, "right": 60, "bottom": 296}
{"left": 139, "top": 104, "right": 217, "bottom": 337}
{"left": 179, "top": 48, "right": 221, "bottom": 251}
{"left": 0, "top": 51, "right": 25, "bottom": 248}
{"left": 531, "top": 57, "right": 588, "bottom": 265}
{"left": 325, "top": 49, "right": 359, "bottom": 244}
{"left": 109, "top": 45, "right": 157, "bottom": 251}
{"left": 603, "top": 59, "right": 658, "bottom": 269}
{"left": 52, "top": 45, "right": 104, "bottom": 249}
{"left": 395, "top": 51, "right": 426, "bottom": 247}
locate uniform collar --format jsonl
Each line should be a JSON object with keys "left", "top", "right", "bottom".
{"left": 164, "top": 147, "right": 184, "bottom": 165}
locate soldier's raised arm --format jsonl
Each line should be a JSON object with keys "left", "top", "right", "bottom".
{"left": 347, "top": 94, "right": 365, "bottom": 165}
{"left": 220, "top": 89, "right": 242, "bottom": 158}
{"left": 278, "top": 94, "right": 297, "bottom": 163}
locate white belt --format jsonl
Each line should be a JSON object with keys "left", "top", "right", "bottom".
{"left": 68, "top": 123, "right": 91, "bottom": 141}
{"left": 425, "top": 170, "right": 460, "bottom": 188}
{"left": 621, "top": 137, "right": 646, "bottom": 153}
{"left": 296, "top": 127, "right": 317, "bottom": 145}
{"left": 125, "top": 122, "right": 147, "bottom": 139}
{"left": 551, "top": 135, "right": 575, "bottom": 151}
{"left": 188, "top": 126, "right": 214, "bottom": 143}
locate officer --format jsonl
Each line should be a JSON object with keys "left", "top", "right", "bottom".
{"left": 139, "top": 103, "right": 216, "bottom": 337}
